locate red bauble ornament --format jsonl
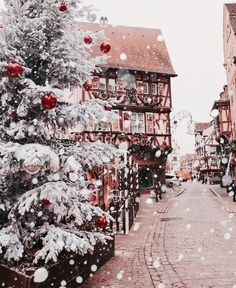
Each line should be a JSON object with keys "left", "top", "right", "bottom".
{"left": 97, "top": 216, "right": 108, "bottom": 229}
{"left": 59, "top": 2, "right": 67, "bottom": 12}
{"left": 83, "top": 82, "right": 92, "bottom": 92}
{"left": 9, "top": 112, "right": 17, "bottom": 120}
{"left": 84, "top": 36, "right": 92, "bottom": 44}
{"left": 42, "top": 198, "right": 51, "bottom": 206}
{"left": 124, "top": 113, "right": 130, "bottom": 120}
{"left": 104, "top": 106, "right": 111, "bottom": 111}
{"left": 100, "top": 42, "right": 111, "bottom": 53}
{"left": 7, "top": 63, "right": 23, "bottom": 76}
{"left": 41, "top": 93, "right": 58, "bottom": 110}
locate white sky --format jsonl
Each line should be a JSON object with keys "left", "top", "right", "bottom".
{"left": 86, "top": 0, "right": 229, "bottom": 154}
{"left": 0, "top": 0, "right": 232, "bottom": 154}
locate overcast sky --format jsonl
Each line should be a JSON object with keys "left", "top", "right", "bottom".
{"left": 0, "top": 0, "right": 232, "bottom": 154}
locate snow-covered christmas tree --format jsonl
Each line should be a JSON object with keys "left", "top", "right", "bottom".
{"left": 0, "top": 0, "right": 120, "bottom": 266}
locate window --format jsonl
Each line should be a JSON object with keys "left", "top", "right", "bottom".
{"left": 143, "top": 82, "right": 149, "bottom": 94}
{"left": 131, "top": 113, "right": 145, "bottom": 133}
{"left": 151, "top": 83, "right": 157, "bottom": 95}
{"left": 99, "top": 77, "right": 106, "bottom": 90}
{"left": 108, "top": 79, "right": 116, "bottom": 91}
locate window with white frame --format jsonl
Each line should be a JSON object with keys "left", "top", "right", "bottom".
{"left": 143, "top": 82, "right": 149, "bottom": 94}
{"left": 131, "top": 113, "right": 145, "bottom": 133}
{"left": 99, "top": 77, "right": 106, "bottom": 90}
{"left": 151, "top": 83, "right": 157, "bottom": 95}
{"left": 108, "top": 79, "right": 116, "bottom": 91}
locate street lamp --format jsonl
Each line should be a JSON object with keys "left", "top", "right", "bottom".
{"left": 202, "top": 135, "right": 209, "bottom": 183}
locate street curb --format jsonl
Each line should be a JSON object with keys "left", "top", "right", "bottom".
{"left": 209, "top": 187, "right": 222, "bottom": 199}
{"left": 174, "top": 187, "right": 186, "bottom": 198}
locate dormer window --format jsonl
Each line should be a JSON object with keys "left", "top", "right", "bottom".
{"left": 151, "top": 83, "right": 157, "bottom": 95}
{"left": 99, "top": 77, "right": 106, "bottom": 90}
{"left": 143, "top": 82, "right": 149, "bottom": 94}
{"left": 108, "top": 79, "right": 116, "bottom": 91}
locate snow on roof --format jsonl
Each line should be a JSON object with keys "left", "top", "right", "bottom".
{"left": 80, "top": 22, "right": 177, "bottom": 76}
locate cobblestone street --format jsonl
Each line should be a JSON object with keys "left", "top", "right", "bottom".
{"left": 81, "top": 182, "right": 236, "bottom": 288}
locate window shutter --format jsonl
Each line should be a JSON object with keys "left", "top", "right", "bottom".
{"left": 116, "top": 79, "right": 124, "bottom": 91}
{"left": 123, "top": 111, "right": 131, "bottom": 133}
{"left": 136, "top": 81, "right": 144, "bottom": 94}
{"left": 92, "top": 76, "right": 99, "bottom": 89}
{"left": 146, "top": 113, "right": 154, "bottom": 133}
{"left": 112, "top": 110, "right": 120, "bottom": 131}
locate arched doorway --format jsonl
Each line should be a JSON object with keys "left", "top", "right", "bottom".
{"left": 139, "top": 168, "right": 153, "bottom": 188}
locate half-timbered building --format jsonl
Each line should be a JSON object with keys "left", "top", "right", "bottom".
{"left": 71, "top": 23, "right": 177, "bottom": 198}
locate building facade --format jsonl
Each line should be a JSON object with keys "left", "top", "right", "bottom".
{"left": 71, "top": 23, "right": 176, "bottom": 198}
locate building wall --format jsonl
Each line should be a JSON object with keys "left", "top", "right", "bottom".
{"left": 223, "top": 6, "right": 236, "bottom": 137}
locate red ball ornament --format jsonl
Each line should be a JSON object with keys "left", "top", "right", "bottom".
{"left": 7, "top": 63, "right": 23, "bottom": 76}
{"left": 42, "top": 198, "right": 51, "bottom": 206}
{"left": 84, "top": 36, "right": 92, "bottom": 44}
{"left": 100, "top": 42, "right": 111, "bottom": 53}
{"left": 104, "top": 106, "right": 111, "bottom": 111}
{"left": 83, "top": 82, "right": 92, "bottom": 92}
{"left": 59, "top": 2, "right": 67, "bottom": 12}
{"left": 9, "top": 112, "right": 17, "bottom": 120}
{"left": 41, "top": 93, "right": 58, "bottom": 110}
{"left": 97, "top": 216, "right": 108, "bottom": 229}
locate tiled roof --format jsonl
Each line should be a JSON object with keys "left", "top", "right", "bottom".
{"left": 195, "top": 122, "right": 212, "bottom": 132}
{"left": 80, "top": 22, "right": 177, "bottom": 76}
{"left": 225, "top": 3, "right": 236, "bottom": 33}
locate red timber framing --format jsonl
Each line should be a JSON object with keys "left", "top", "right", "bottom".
{"left": 76, "top": 69, "right": 172, "bottom": 149}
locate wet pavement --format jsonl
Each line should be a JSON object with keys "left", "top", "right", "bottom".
{"left": 81, "top": 182, "right": 236, "bottom": 288}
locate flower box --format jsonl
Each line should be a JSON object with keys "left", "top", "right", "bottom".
{"left": 0, "top": 237, "right": 115, "bottom": 288}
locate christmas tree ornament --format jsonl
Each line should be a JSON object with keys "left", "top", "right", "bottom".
{"left": 7, "top": 63, "right": 23, "bottom": 76}
{"left": 83, "top": 82, "right": 92, "bottom": 92}
{"left": 9, "top": 112, "right": 17, "bottom": 120}
{"left": 57, "top": 117, "right": 65, "bottom": 127}
{"left": 102, "top": 156, "right": 110, "bottom": 163}
{"left": 23, "top": 158, "right": 42, "bottom": 175}
{"left": 97, "top": 216, "right": 108, "bottom": 229}
{"left": 104, "top": 105, "right": 111, "bottom": 111}
{"left": 100, "top": 42, "right": 111, "bottom": 53}
{"left": 59, "top": 1, "right": 67, "bottom": 12}
{"left": 41, "top": 93, "right": 58, "bottom": 110}
{"left": 68, "top": 172, "right": 78, "bottom": 182}
{"left": 84, "top": 36, "right": 92, "bottom": 44}
{"left": 42, "top": 198, "right": 51, "bottom": 206}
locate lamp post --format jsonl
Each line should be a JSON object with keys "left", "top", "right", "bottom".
{"left": 202, "top": 135, "right": 209, "bottom": 184}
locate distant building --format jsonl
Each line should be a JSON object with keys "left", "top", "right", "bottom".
{"left": 223, "top": 4, "right": 236, "bottom": 137}
{"left": 167, "top": 139, "right": 181, "bottom": 172}
{"left": 194, "top": 122, "right": 222, "bottom": 182}
{"left": 211, "top": 85, "right": 232, "bottom": 141}
{"left": 180, "top": 153, "right": 197, "bottom": 175}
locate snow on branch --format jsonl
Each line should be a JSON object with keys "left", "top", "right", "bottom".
{"left": 34, "top": 225, "right": 94, "bottom": 264}
{"left": 0, "top": 228, "right": 24, "bottom": 261}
